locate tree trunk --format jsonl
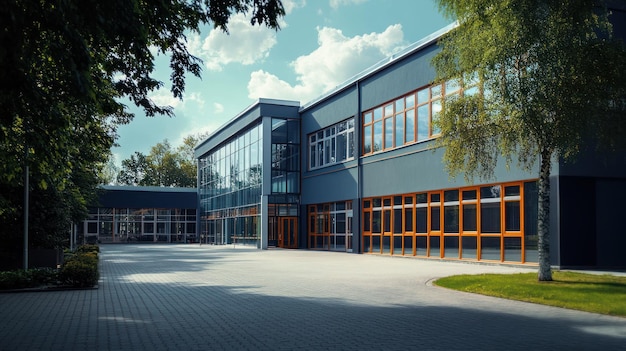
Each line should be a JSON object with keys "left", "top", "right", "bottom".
{"left": 537, "top": 148, "right": 553, "bottom": 281}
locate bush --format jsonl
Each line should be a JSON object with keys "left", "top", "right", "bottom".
{"left": 0, "top": 268, "right": 58, "bottom": 290}
{"left": 0, "top": 244, "right": 99, "bottom": 290}
{"left": 76, "top": 244, "right": 99, "bottom": 254}
{"left": 59, "top": 254, "right": 99, "bottom": 288}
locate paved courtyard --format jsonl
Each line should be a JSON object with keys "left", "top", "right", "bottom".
{"left": 1, "top": 244, "right": 625, "bottom": 350}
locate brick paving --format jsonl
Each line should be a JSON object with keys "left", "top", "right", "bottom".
{"left": 1, "top": 244, "right": 625, "bottom": 350}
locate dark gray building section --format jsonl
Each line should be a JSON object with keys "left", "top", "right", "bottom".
{"left": 97, "top": 186, "right": 198, "bottom": 209}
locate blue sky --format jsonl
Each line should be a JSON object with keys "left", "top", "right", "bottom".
{"left": 112, "top": 0, "right": 451, "bottom": 166}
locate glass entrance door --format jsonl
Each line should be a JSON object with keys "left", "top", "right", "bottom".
{"left": 278, "top": 217, "right": 298, "bottom": 249}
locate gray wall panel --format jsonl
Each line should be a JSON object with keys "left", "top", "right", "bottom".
{"left": 301, "top": 167, "right": 359, "bottom": 204}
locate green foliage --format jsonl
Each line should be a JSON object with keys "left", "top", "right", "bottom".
{"left": 435, "top": 272, "right": 626, "bottom": 317}
{"left": 0, "top": 268, "right": 59, "bottom": 290}
{"left": 59, "top": 248, "right": 100, "bottom": 288}
{"left": 117, "top": 133, "right": 208, "bottom": 187}
{"left": 432, "top": 0, "right": 626, "bottom": 281}
{"left": 0, "top": 1, "right": 284, "bottom": 253}
{"left": 433, "top": 0, "right": 626, "bottom": 181}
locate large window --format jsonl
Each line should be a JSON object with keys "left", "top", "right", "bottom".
{"left": 308, "top": 201, "right": 353, "bottom": 252}
{"left": 309, "top": 118, "right": 355, "bottom": 170}
{"left": 362, "top": 181, "right": 537, "bottom": 264}
{"left": 362, "top": 79, "right": 475, "bottom": 156}
{"left": 197, "top": 122, "right": 264, "bottom": 245}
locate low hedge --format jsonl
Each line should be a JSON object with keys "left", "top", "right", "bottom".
{"left": 0, "top": 244, "right": 100, "bottom": 290}
{"left": 59, "top": 247, "right": 99, "bottom": 288}
{"left": 0, "top": 268, "right": 58, "bottom": 290}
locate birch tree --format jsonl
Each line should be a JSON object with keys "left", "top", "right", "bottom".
{"left": 432, "top": 0, "right": 626, "bottom": 280}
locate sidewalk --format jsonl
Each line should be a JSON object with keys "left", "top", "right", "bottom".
{"left": 0, "top": 244, "right": 624, "bottom": 350}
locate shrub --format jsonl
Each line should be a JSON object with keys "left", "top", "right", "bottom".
{"left": 59, "top": 257, "right": 99, "bottom": 288}
{"left": 76, "top": 244, "right": 99, "bottom": 254}
{"left": 0, "top": 268, "right": 58, "bottom": 290}
{"left": 59, "top": 248, "right": 99, "bottom": 288}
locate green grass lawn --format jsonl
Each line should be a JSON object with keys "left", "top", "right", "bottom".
{"left": 434, "top": 271, "right": 626, "bottom": 317}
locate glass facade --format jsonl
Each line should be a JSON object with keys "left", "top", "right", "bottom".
{"left": 78, "top": 207, "right": 197, "bottom": 244}
{"left": 198, "top": 123, "right": 263, "bottom": 246}
{"left": 307, "top": 201, "right": 354, "bottom": 252}
{"left": 197, "top": 116, "right": 300, "bottom": 247}
{"left": 362, "top": 181, "right": 538, "bottom": 264}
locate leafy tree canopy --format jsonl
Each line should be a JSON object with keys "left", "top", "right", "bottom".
{"left": 0, "top": 0, "right": 284, "bottom": 258}
{"left": 432, "top": 0, "right": 626, "bottom": 280}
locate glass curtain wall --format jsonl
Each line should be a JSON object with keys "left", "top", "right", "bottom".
{"left": 78, "top": 208, "right": 197, "bottom": 244}
{"left": 268, "top": 117, "right": 301, "bottom": 247}
{"left": 198, "top": 123, "right": 263, "bottom": 245}
{"left": 362, "top": 180, "right": 538, "bottom": 264}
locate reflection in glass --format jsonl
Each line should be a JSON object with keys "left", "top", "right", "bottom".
{"left": 416, "top": 236, "right": 427, "bottom": 256}
{"left": 481, "top": 237, "right": 500, "bottom": 260}
{"left": 461, "top": 236, "right": 477, "bottom": 259}
{"left": 444, "top": 236, "right": 459, "bottom": 258}
{"left": 504, "top": 237, "right": 522, "bottom": 262}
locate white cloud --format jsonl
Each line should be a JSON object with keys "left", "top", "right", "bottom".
{"left": 247, "top": 24, "right": 405, "bottom": 103}
{"left": 149, "top": 89, "right": 183, "bottom": 109}
{"left": 188, "top": 13, "right": 281, "bottom": 71}
{"left": 329, "top": 0, "right": 367, "bottom": 10}
{"left": 213, "top": 102, "right": 224, "bottom": 114}
{"left": 282, "top": 0, "right": 306, "bottom": 14}
{"left": 147, "top": 88, "right": 206, "bottom": 114}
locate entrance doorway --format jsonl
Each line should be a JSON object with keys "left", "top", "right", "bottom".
{"left": 278, "top": 217, "right": 298, "bottom": 249}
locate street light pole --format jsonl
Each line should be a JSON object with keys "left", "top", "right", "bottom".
{"left": 23, "top": 153, "right": 29, "bottom": 270}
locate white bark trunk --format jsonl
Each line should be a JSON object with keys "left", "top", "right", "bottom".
{"left": 537, "top": 148, "right": 553, "bottom": 281}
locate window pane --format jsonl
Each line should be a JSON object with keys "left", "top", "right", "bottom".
{"left": 430, "top": 206, "right": 440, "bottom": 231}
{"left": 444, "top": 205, "right": 459, "bottom": 233}
{"left": 461, "top": 236, "right": 477, "bottom": 259}
{"left": 417, "top": 88, "right": 429, "bottom": 104}
{"left": 372, "top": 210, "right": 381, "bottom": 233}
{"left": 404, "top": 208, "right": 413, "bottom": 232}
{"left": 416, "top": 193, "right": 427, "bottom": 204}
{"left": 337, "top": 133, "right": 347, "bottom": 162}
{"left": 416, "top": 208, "right": 427, "bottom": 233}
{"left": 444, "top": 236, "right": 459, "bottom": 258}
{"left": 395, "top": 113, "right": 404, "bottom": 147}
{"left": 406, "top": 94, "right": 415, "bottom": 108}
{"left": 505, "top": 185, "right": 520, "bottom": 197}
{"left": 504, "top": 237, "right": 522, "bottom": 262}
{"left": 348, "top": 131, "right": 354, "bottom": 158}
{"left": 417, "top": 104, "right": 429, "bottom": 141}
{"left": 393, "top": 236, "right": 402, "bottom": 255}
{"left": 363, "top": 125, "right": 372, "bottom": 154}
{"left": 524, "top": 181, "right": 539, "bottom": 263}
{"left": 462, "top": 189, "right": 477, "bottom": 201}
{"left": 394, "top": 209, "right": 402, "bottom": 234}
{"left": 431, "top": 84, "right": 442, "bottom": 99}
{"left": 481, "top": 237, "right": 501, "bottom": 261}
{"left": 416, "top": 236, "right": 427, "bottom": 256}
{"left": 384, "top": 118, "right": 393, "bottom": 149}
{"left": 373, "top": 107, "right": 383, "bottom": 121}
{"left": 445, "top": 79, "right": 461, "bottom": 95}
{"left": 444, "top": 190, "right": 459, "bottom": 202}
{"left": 404, "top": 236, "right": 413, "bottom": 255}
{"left": 431, "top": 99, "right": 442, "bottom": 135}
{"left": 373, "top": 121, "right": 383, "bottom": 152}
{"left": 462, "top": 204, "right": 477, "bottom": 231}
{"left": 480, "top": 202, "right": 501, "bottom": 233}
{"left": 383, "top": 209, "right": 391, "bottom": 232}
{"left": 505, "top": 201, "right": 520, "bottom": 231}
{"left": 384, "top": 103, "right": 394, "bottom": 117}
{"left": 364, "top": 111, "right": 373, "bottom": 124}
{"left": 405, "top": 109, "right": 415, "bottom": 143}
{"left": 481, "top": 185, "right": 501, "bottom": 199}
{"left": 363, "top": 212, "right": 371, "bottom": 232}
{"left": 430, "top": 236, "right": 440, "bottom": 257}
{"left": 395, "top": 98, "right": 404, "bottom": 112}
